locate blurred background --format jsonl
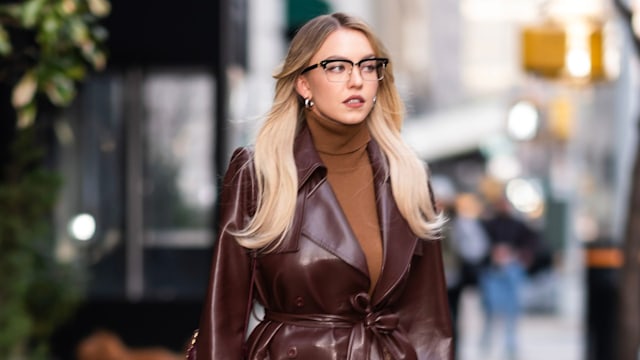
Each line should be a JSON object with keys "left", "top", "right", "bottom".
{"left": 0, "top": 0, "right": 639, "bottom": 359}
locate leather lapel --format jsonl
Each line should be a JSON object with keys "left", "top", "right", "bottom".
{"left": 291, "top": 124, "right": 419, "bottom": 289}
{"left": 367, "top": 141, "right": 419, "bottom": 305}
{"left": 300, "top": 180, "right": 370, "bottom": 277}
{"left": 294, "top": 125, "right": 369, "bottom": 277}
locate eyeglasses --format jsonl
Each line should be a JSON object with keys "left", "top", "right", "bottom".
{"left": 301, "top": 57, "right": 389, "bottom": 82}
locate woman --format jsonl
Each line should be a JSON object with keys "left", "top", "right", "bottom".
{"left": 194, "top": 12, "right": 453, "bottom": 359}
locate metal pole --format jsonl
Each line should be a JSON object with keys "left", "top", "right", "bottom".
{"left": 125, "top": 68, "right": 145, "bottom": 301}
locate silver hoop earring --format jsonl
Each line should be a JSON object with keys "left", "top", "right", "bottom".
{"left": 304, "top": 98, "right": 314, "bottom": 109}
{"left": 373, "top": 96, "right": 377, "bottom": 105}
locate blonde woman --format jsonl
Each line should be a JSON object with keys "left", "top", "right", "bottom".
{"left": 194, "top": 12, "right": 452, "bottom": 360}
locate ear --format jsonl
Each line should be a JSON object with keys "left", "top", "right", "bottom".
{"left": 295, "top": 75, "right": 311, "bottom": 99}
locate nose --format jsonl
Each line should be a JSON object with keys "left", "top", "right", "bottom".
{"left": 347, "top": 65, "right": 364, "bottom": 87}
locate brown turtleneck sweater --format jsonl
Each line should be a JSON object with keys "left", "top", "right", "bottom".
{"left": 305, "top": 110, "right": 383, "bottom": 294}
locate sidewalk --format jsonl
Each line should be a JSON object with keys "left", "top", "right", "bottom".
{"left": 456, "top": 272, "right": 584, "bottom": 360}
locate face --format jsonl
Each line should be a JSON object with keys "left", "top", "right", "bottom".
{"left": 296, "top": 28, "right": 380, "bottom": 126}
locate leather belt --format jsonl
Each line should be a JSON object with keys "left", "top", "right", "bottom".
{"left": 264, "top": 292, "right": 417, "bottom": 360}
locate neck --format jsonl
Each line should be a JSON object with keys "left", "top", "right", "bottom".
{"left": 305, "top": 109, "right": 370, "bottom": 155}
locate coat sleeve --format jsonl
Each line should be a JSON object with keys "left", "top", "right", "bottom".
{"left": 400, "top": 176, "right": 455, "bottom": 360}
{"left": 399, "top": 239, "right": 454, "bottom": 360}
{"left": 396, "top": 178, "right": 454, "bottom": 360}
{"left": 196, "top": 147, "right": 257, "bottom": 360}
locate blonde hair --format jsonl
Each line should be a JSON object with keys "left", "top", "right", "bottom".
{"left": 233, "top": 13, "right": 444, "bottom": 251}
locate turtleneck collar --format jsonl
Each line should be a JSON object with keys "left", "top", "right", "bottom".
{"left": 305, "top": 109, "right": 371, "bottom": 156}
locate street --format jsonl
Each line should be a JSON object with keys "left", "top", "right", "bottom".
{"left": 457, "top": 269, "right": 584, "bottom": 360}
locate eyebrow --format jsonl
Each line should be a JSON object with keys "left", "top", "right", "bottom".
{"left": 319, "top": 54, "right": 377, "bottom": 62}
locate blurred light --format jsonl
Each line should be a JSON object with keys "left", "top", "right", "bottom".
{"left": 68, "top": 213, "right": 96, "bottom": 241}
{"left": 505, "top": 178, "right": 544, "bottom": 215}
{"left": 565, "top": 21, "right": 592, "bottom": 78}
{"left": 487, "top": 154, "right": 522, "bottom": 181}
{"left": 565, "top": 48, "right": 591, "bottom": 77}
{"left": 507, "top": 100, "right": 539, "bottom": 141}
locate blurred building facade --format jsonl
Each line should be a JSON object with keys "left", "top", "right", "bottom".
{"left": 50, "top": 0, "right": 248, "bottom": 356}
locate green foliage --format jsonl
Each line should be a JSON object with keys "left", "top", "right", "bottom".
{"left": 0, "top": 128, "right": 85, "bottom": 359}
{"left": 0, "top": 0, "right": 110, "bottom": 127}
{"left": 0, "top": 1, "right": 110, "bottom": 358}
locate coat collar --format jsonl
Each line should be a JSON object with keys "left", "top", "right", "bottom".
{"left": 293, "top": 123, "right": 418, "bottom": 305}
{"left": 293, "top": 122, "right": 388, "bottom": 190}
{"left": 293, "top": 122, "right": 326, "bottom": 190}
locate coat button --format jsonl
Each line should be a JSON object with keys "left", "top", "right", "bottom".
{"left": 295, "top": 296, "right": 304, "bottom": 307}
{"left": 287, "top": 346, "right": 298, "bottom": 358}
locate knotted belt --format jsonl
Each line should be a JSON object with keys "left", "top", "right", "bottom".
{"left": 264, "top": 292, "right": 417, "bottom": 360}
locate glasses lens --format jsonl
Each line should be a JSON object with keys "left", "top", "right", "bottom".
{"left": 359, "top": 59, "right": 386, "bottom": 81}
{"left": 322, "top": 59, "right": 386, "bottom": 82}
{"left": 323, "top": 61, "right": 351, "bottom": 82}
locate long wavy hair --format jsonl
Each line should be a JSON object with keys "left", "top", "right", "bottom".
{"left": 233, "top": 13, "right": 444, "bottom": 251}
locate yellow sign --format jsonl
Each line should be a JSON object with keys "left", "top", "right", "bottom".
{"left": 521, "top": 20, "right": 608, "bottom": 82}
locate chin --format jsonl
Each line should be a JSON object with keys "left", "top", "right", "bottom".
{"left": 336, "top": 115, "right": 368, "bottom": 126}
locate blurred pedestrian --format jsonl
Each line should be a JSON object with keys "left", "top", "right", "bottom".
{"left": 478, "top": 197, "right": 536, "bottom": 360}
{"left": 190, "top": 12, "right": 453, "bottom": 359}
{"left": 451, "top": 193, "right": 491, "bottom": 288}
{"left": 446, "top": 192, "right": 491, "bottom": 359}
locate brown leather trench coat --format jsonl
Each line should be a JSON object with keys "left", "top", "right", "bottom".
{"left": 196, "top": 125, "right": 453, "bottom": 359}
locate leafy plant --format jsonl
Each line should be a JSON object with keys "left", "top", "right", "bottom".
{"left": 0, "top": 0, "right": 110, "bottom": 127}
{"left": 0, "top": 127, "right": 82, "bottom": 359}
{"left": 0, "top": 0, "right": 110, "bottom": 358}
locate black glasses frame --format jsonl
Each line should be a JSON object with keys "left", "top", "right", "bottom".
{"left": 301, "top": 57, "right": 389, "bottom": 79}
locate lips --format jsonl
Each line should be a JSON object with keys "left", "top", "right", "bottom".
{"left": 343, "top": 96, "right": 365, "bottom": 105}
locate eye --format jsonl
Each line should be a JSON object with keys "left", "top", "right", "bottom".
{"left": 360, "top": 61, "right": 378, "bottom": 73}
{"left": 325, "top": 61, "right": 348, "bottom": 73}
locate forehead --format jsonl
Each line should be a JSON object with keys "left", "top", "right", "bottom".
{"left": 311, "top": 28, "right": 375, "bottom": 62}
